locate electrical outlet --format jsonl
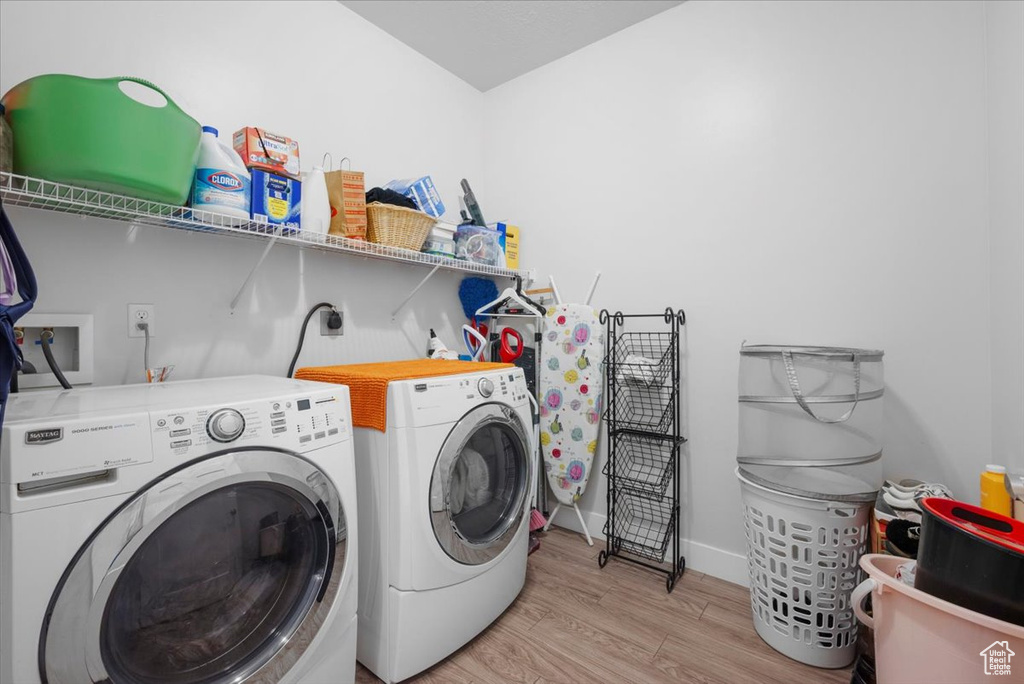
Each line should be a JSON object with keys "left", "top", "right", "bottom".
{"left": 128, "top": 304, "right": 155, "bottom": 338}
{"left": 320, "top": 310, "right": 343, "bottom": 336}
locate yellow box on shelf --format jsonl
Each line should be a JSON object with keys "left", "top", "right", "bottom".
{"left": 496, "top": 222, "right": 520, "bottom": 269}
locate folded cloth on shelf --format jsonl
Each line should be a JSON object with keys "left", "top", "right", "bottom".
{"left": 365, "top": 187, "right": 418, "bottom": 210}
{"left": 616, "top": 354, "right": 660, "bottom": 387}
{"left": 295, "top": 358, "right": 512, "bottom": 431}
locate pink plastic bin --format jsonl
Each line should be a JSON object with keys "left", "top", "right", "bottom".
{"left": 854, "top": 554, "right": 1024, "bottom": 683}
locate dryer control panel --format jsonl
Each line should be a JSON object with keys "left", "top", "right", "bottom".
{"left": 389, "top": 367, "right": 530, "bottom": 428}
{"left": 151, "top": 389, "right": 351, "bottom": 460}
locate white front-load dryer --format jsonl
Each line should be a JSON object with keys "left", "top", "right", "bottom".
{"left": 0, "top": 376, "right": 358, "bottom": 684}
{"left": 354, "top": 366, "right": 534, "bottom": 683}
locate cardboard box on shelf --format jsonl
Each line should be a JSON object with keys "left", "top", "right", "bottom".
{"left": 871, "top": 511, "right": 888, "bottom": 555}
{"left": 233, "top": 127, "right": 300, "bottom": 179}
{"left": 495, "top": 222, "right": 520, "bottom": 269}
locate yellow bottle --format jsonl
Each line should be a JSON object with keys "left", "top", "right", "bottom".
{"left": 980, "top": 464, "right": 1013, "bottom": 517}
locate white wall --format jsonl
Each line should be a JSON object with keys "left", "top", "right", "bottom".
{"left": 482, "top": 0, "right": 995, "bottom": 582}
{"left": 0, "top": 0, "right": 487, "bottom": 386}
{"left": 985, "top": 0, "right": 1024, "bottom": 470}
{"left": 1, "top": 0, "right": 1018, "bottom": 585}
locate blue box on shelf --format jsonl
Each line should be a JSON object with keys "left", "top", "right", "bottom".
{"left": 384, "top": 176, "right": 446, "bottom": 218}
{"left": 251, "top": 170, "right": 301, "bottom": 233}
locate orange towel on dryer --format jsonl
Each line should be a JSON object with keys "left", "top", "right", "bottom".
{"left": 295, "top": 359, "right": 512, "bottom": 432}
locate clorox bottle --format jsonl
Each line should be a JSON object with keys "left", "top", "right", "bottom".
{"left": 192, "top": 126, "right": 251, "bottom": 222}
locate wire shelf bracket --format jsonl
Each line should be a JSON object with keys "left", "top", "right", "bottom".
{"left": 390, "top": 264, "right": 441, "bottom": 320}
{"left": 229, "top": 224, "right": 285, "bottom": 311}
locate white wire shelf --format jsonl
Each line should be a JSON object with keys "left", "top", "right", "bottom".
{"left": 0, "top": 172, "right": 529, "bottom": 280}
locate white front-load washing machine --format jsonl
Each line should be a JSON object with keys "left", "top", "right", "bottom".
{"left": 0, "top": 376, "right": 358, "bottom": 684}
{"left": 354, "top": 366, "right": 534, "bottom": 683}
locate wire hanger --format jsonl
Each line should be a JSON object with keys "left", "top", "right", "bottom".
{"left": 513, "top": 275, "right": 547, "bottom": 314}
{"left": 475, "top": 276, "right": 545, "bottom": 319}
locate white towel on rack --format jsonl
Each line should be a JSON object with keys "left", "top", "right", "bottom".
{"left": 617, "top": 354, "right": 660, "bottom": 387}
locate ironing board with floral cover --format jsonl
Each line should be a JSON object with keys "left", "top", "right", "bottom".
{"left": 539, "top": 303, "right": 604, "bottom": 505}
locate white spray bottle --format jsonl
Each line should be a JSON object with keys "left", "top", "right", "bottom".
{"left": 427, "top": 329, "right": 458, "bottom": 360}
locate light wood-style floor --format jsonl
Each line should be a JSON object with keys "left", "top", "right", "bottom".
{"left": 356, "top": 528, "right": 853, "bottom": 683}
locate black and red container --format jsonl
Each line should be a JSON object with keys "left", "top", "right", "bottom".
{"left": 916, "top": 497, "right": 1024, "bottom": 625}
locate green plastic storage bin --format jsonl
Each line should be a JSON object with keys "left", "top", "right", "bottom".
{"left": 1, "top": 75, "right": 201, "bottom": 204}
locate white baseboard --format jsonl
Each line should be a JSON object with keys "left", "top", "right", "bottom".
{"left": 547, "top": 508, "right": 749, "bottom": 588}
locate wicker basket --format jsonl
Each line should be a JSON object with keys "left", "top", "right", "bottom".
{"left": 366, "top": 202, "right": 435, "bottom": 250}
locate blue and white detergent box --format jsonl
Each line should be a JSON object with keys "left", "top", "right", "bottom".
{"left": 383, "top": 176, "right": 446, "bottom": 218}
{"left": 251, "top": 170, "right": 301, "bottom": 232}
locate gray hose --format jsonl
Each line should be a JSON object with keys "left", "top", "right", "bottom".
{"left": 141, "top": 323, "right": 150, "bottom": 374}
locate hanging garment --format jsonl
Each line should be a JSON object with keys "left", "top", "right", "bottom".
{"left": 0, "top": 230, "right": 16, "bottom": 305}
{"left": 0, "top": 204, "right": 39, "bottom": 429}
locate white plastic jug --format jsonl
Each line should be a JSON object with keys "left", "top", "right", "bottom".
{"left": 192, "top": 126, "right": 251, "bottom": 222}
{"left": 300, "top": 166, "right": 331, "bottom": 240}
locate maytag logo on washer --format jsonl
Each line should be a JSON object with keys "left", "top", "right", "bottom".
{"left": 25, "top": 428, "right": 63, "bottom": 445}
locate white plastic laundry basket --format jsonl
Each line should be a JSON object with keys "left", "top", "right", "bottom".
{"left": 737, "top": 467, "right": 871, "bottom": 669}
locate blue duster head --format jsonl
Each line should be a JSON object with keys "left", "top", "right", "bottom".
{"left": 458, "top": 277, "right": 499, "bottom": 320}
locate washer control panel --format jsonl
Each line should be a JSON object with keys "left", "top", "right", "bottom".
{"left": 461, "top": 371, "right": 528, "bottom": 403}
{"left": 207, "top": 408, "right": 246, "bottom": 443}
{"left": 152, "top": 390, "right": 350, "bottom": 459}
{"left": 280, "top": 396, "right": 347, "bottom": 446}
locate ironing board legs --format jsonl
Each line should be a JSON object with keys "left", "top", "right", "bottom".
{"left": 573, "top": 503, "right": 594, "bottom": 546}
{"left": 542, "top": 503, "right": 561, "bottom": 532}
{"left": 541, "top": 502, "right": 594, "bottom": 546}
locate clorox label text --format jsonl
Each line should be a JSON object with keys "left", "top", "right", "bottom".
{"left": 207, "top": 172, "right": 243, "bottom": 191}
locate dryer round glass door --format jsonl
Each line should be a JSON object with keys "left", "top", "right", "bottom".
{"left": 40, "top": 448, "right": 348, "bottom": 684}
{"left": 430, "top": 403, "right": 531, "bottom": 565}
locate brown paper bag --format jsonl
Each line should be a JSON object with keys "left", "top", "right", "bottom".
{"left": 326, "top": 169, "right": 367, "bottom": 240}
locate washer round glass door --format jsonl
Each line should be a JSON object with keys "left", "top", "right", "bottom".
{"left": 40, "top": 448, "right": 347, "bottom": 684}
{"left": 430, "top": 403, "right": 531, "bottom": 565}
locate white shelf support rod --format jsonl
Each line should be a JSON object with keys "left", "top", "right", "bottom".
{"left": 391, "top": 264, "right": 441, "bottom": 320}
{"left": 584, "top": 271, "right": 602, "bottom": 306}
{"left": 230, "top": 226, "right": 284, "bottom": 311}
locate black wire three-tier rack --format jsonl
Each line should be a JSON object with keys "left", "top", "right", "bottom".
{"left": 598, "top": 308, "right": 687, "bottom": 592}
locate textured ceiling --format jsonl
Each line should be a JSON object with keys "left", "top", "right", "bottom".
{"left": 339, "top": 0, "right": 683, "bottom": 91}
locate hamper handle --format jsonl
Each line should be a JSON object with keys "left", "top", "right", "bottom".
{"left": 949, "top": 504, "right": 1015, "bottom": 535}
{"left": 782, "top": 349, "right": 861, "bottom": 423}
{"left": 112, "top": 77, "right": 179, "bottom": 110}
{"left": 851, "top": 577, "right": 876, "bottom": 629}
{"left": 117, "top": 77, "right": 168, "bottom": 98}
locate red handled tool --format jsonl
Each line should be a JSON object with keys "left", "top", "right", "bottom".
{"left": 498, "top": 327, "right": 524, "bottom": 363}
